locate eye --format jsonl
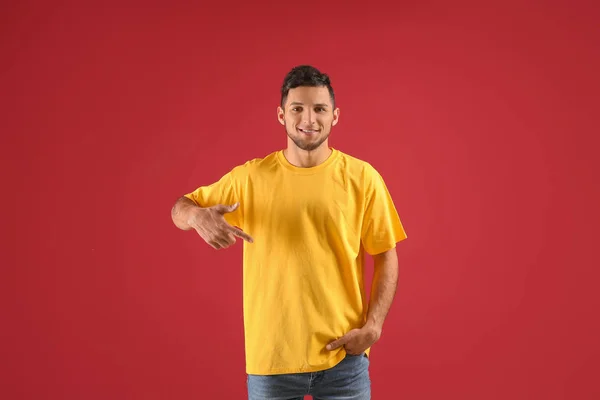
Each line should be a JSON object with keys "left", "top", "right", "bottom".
{"left": 315, "top": 107, "right": 326, "bottom": 112}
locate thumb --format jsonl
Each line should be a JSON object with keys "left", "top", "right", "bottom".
{"left": 326, "top": 331, "right": 353, "bottom": 351}
{"left": 216, "top": 202, "right": 239, "bottom": 213}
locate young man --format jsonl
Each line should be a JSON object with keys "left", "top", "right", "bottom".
{"left": 171, "top": 65, "right": 407, "bottom": 400}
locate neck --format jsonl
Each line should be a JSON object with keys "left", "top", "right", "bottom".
{"left": 284, "top": 141, "right": 332, "bottom": 168}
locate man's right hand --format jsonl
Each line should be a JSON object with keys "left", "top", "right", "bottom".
{"left": 186, "top": 203, "right": 254, "bottom": 250}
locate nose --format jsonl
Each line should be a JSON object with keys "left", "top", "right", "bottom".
{"left": 303, "top": 109, "right": 316, "bottom": 125}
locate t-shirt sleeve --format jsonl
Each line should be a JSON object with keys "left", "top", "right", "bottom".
{"left": 183, "top": 165, "right": 244, "bottom": 228}
{"left": 360, "top": 164, "right": 407, "bottom": 255}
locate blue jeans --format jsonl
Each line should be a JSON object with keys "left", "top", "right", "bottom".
{"left": 247, "top": 353, "right": 370, "bottom": 400}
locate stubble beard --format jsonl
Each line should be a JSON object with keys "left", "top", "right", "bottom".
{"left": 285, "top": 122, "right": 333, "bottom": 152}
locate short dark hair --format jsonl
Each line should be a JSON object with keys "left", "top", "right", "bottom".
{"left": 280, "top": 65, "right": 336, "bottom": 109}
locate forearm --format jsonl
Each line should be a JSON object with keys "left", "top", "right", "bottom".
{"left": 171, "top": 196, "right": 200, "bottom": 230}
{"left": 365, "top": 248, "right": 399, "bottom": 335}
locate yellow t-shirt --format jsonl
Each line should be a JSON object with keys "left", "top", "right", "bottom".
{"left": 184, "top": 148, "right": 407, "bottom": 375}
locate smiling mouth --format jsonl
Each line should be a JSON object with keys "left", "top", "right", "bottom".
{"left": 298, "top": 128, "right": 319, "bottom": 134}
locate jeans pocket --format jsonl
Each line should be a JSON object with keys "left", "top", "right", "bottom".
{"left": 346, "top": 351, "right": 364, "bottom": 357}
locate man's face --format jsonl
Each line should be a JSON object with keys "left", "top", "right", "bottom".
{"left": 277, "top": 86, "right": 340, "bottom": 152}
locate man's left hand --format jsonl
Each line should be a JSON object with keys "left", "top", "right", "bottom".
{"left": 325, "top": 323, "right": 382, "bottom": 355}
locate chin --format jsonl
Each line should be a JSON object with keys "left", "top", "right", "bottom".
{"left": 297, "top": 139, "right": 327, "bottom": 152}
{"left": 287, "top": 129, "right": 329, "bottom": 151}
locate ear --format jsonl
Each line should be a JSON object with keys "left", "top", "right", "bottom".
{"left": 332, "top": 107, "right": 340, "bottom": 126}
{"left": 277, "top": 106, "right": 285, "bottom": 126}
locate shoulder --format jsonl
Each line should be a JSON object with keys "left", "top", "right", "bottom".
{"left": 335, "top": 149, "right": 383, "bottom": 181}
{"left": 228, "top": 150, "right": 280, "bottom": 178}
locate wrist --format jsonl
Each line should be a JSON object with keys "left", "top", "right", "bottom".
{"left": 186, "top": 205, "right": 204, "bottom": 227}
{"left": 364, "top": 319, "right": 383, "bottom": 339}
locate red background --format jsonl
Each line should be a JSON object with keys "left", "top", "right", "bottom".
{"left": 2, "top": 0, "right": 599, "bottom": 399}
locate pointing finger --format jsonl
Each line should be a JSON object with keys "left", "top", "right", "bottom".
{"left": 228, "top": 226, "right": 254, "bottom": 243}
{"left": 326, "top": 332, "right": 352, "bottom": 351}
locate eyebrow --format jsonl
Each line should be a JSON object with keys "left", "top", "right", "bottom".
{"left": 289, "top": 102, "right": 329, "bottom": 108}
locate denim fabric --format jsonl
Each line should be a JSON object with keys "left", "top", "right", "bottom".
{"left": 247, "top": 353, "right": 370, "bottom": 400}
